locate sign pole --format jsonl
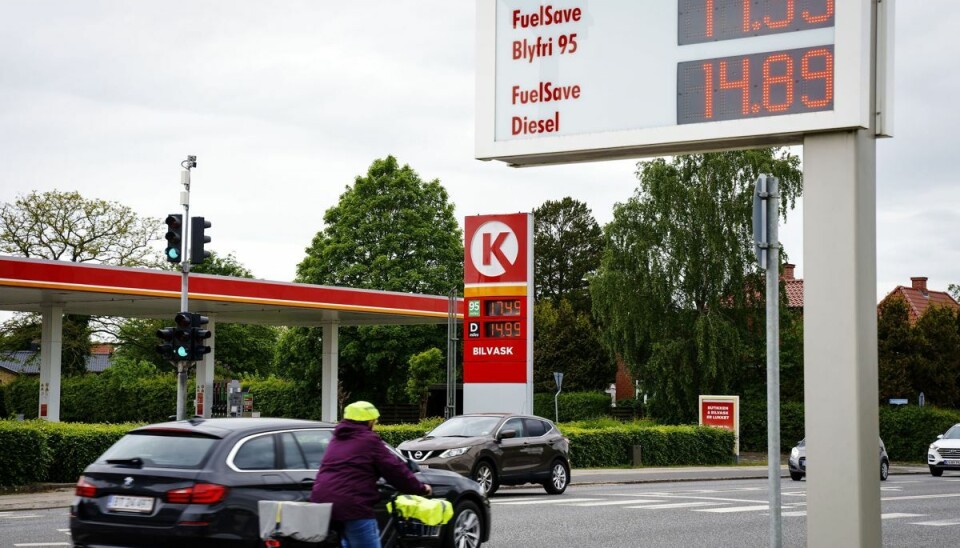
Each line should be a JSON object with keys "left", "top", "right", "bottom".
{"left": 764, "top": 177, "right": 781, "bottom": 548}
{"left": 176, "top": 156, "right": 195, "bottom": 421}
{"left": 553, "top": 372, "right": 563, "bottom": 423}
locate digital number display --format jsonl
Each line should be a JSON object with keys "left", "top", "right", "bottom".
{"left": 485, "top": 321, "right": 523, "bottom": 338}
{"left": 485, "top": 299, "right": 522, "bottom": 317}
{"left": 678, "top": 0, "right": 835, "bottom": 45}
{"left": 677, "top": 45, "right": 833, "bottom": 124}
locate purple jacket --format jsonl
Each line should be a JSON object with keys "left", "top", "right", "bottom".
{"left": 310, "top": 420, "right": 428, "bottom": 521}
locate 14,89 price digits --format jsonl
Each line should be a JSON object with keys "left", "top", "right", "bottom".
{"left": 677, "top": 45, "right": 833, "bottom": 124}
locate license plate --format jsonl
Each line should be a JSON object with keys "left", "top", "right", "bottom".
{"left": 946, "top": 459, "right": 960, "bottom": 465}
{"left": 107, "top": 495, "right": 155, "bottom": 513}
{"left": 419, "top": 464, "right": 429, "bottom": 468}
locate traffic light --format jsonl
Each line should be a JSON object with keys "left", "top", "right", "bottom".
{"left": 189, "top": 313, "right": 212, "bottom": 361}
{"left": 164, "top": 214, "right": 183, "bottom": 264}
{"left": 173, "top": 312, "right": 193, "bottom": 360}
{"left": 156, "top": 326, "right": 176, "bottom": 360}
{"left": 190, "top": 216, "right": 212, "bottom": 265}
{"left": 156, "top": 312, "right": 192, "bottom": 361}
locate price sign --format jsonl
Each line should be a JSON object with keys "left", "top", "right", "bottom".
{"left": 476, "top": 0, "right": 885, "bottom": 166}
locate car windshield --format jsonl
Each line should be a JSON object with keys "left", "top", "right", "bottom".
{"left": 944, "top": 425, "right": 960, "bottom": 439}
{"left": 97, "top": 431, "right": 218, "bottom": 469}
{"left": 427, "top": 416, "right": 503, "bottom": 438}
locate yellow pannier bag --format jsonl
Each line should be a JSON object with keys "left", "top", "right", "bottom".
{"left": 387, "top": 495, "right": 454, "bottom": 526}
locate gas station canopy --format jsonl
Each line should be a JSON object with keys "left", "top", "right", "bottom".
{"left": 0, "top": 255, "right": 462, "bottom": 324}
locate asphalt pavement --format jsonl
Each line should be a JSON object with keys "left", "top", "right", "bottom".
{"left": 0, "top": 463, "right": 929, "bottom": 512}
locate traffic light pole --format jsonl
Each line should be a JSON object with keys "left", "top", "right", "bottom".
{"left": 176, "top": 156, "right": 196, "bottom": 420}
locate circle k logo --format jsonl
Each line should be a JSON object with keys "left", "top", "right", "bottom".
{"left": 470, "top": 221, "right": 519, "bottom": 277}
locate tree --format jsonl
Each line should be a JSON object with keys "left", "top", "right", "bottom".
{"left": 406, "top": 348, "right": 445, "bottom": 420}
{"left": 285, "top": 156, "right": 464, "bottom": 403}
{"left": 912, "top": 305, "right": 960, "bottom": 407}
{"left": 877, "top": 296, "right": 921, "bottom": 402}
{"left": 591, "top": 148, "right": 803, "bottom": 423}
{"left": 112, "top": 253, "right": 279, "bottom": 376}
{"left": 0, "top": 314, "right": 93, "bottom": 376}
{"left": 534, "top": 198, "right": 603, "bottom": 314}
{"left": 0, "top": 190, "right": 165, "bottom": 372}
{"left": 0, "top": 190, "right": 163, "bottom": 267}
{"left": 533, "top": 299, "right": 614, "bottom": 393}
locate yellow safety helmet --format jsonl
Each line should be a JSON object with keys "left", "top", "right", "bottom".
{"left": 343, "top": 401, "right": 380, "bottom": 422}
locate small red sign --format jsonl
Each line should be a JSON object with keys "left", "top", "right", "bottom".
{"left": 701, "top": 400, "right": 735, "bottom": 431}
{"left": 463, "top": 339, "right": 526, "bottom": 362}
{"left": 40, "top": 404, "right": 48, "bottom": 417}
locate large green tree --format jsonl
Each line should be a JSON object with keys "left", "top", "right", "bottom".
{"left": 285, "top": 156, "right": 463, "bottom": 403}
{"left": 533, "top": 299, "right": 614, "bottom": 392}
{"left": 534, "top": 197, "right": 603, "bottom": 314}
{"left": 112, "top": 253, "right": 279, "bottom": 376}
{"left": 0, "top": 190, "right": 164, "bottom": 374}
{"left": 877, "top": 296, "right": 921, "bottom": 402}
{"left": 591, "top": 148, "right": 803, "bottom": 423}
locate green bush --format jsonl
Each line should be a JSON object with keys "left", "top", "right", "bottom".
{"left": 739, "top": 400, "right": 805, "bottom": 452}
{"left": 533, "top": 391, "right": 611, "bottom": 422}
{"left": 0, "top": 420, "right": 137, "bottom": 487}
{"left": 562, "top": 423, "right": 735, "bottom": 467}
{"left": 0, "top": 384, "right": 6, "bottom": 417}
{"left": 0, "top": 420, "right": 53, "bottom": 487}
{"left": 244, "top": 377, "right": 322, "bottom": 420}
{"left": 4, "top": 377, "right": 39, "bottom": 419}
{"left": 880, "top": 405, "right": 960, "bottom": 462}
{"left": 34, "top": 422, "right": 134, "bottom": 482}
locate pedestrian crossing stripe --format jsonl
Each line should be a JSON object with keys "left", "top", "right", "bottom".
{"left": 625, "top": 502, "right": 722, "bottom": 510}
{"left": 563, "top": 499, "right": 663, "bottom": 507}
{"left": 494, "top": 498, "right": 601, "bottom": 506}
{"left": 910, "top": 519, "right": 960, "bottom": 527}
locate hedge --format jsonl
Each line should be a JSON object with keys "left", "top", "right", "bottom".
{"left": 32, "top": 422, "right": 136, "bottom": 482}
{"left": 739, "top": 399, "right": 960, "bottom": 462}
{"left": 0, "top": 421, "right": 54, "bottom": 487}
{"left": 562, "top": 423, "right": 736, "bottom": 467}
{"left": 879, "top": 405, "right": 960, "bottom": 462}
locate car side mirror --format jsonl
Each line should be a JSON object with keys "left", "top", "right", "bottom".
{"left": 937, "top": 434, "right": 944, "bottom": 439}
{"left": 498, "top": 429, "right": 517, "bottom": 441}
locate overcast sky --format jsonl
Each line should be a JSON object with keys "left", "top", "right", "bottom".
{"left": 1, "top": 1, "right": 957, "bottom": 302}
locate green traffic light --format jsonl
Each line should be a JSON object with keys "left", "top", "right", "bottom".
{"left": 167, "top": 248, "right": 179, "bottom": 260}
{"left": 176, "top": 346, "right": 188, "bottom": 358}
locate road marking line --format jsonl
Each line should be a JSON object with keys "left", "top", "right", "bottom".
{"left": 564, "top": 499, "right": 664, "bottom": 507}
{"left": 909, "top": 519, "right": 960, "bottom": 527}
{"left": 880, "top": 486, "right": 902, "bottom": 491}
{"left": 781, "top": 511, "right": 807, "bottom": 517}
{"left": 626, "top": 502, "right": 723, "bottom": 510}
{"left": 2, "top": 515, "right": 41, "bottom": 519}
{"left": 494, "top": 498, "right": 601, "bottom": 506}
{"left": 882, "top": 493, "right": 960, "bottom": 502}
{"left": 13, "top": 543, "right": 72, "bottom": 547}
{"left": 697, "top": 505, "right": 771, "bottom": 513}
{"left": 882, "top": 513, "right": 924, "bottom": 520}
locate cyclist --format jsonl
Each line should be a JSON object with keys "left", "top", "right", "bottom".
{"left": 310, "top": 401, "right": 432, "bottom": 548}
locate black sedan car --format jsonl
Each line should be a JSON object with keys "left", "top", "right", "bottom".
{"left": 70, "top": 417, "right": 490, "bottom": 548}
{"left": 397, "top": 413, "right": 571, "bottom": 496}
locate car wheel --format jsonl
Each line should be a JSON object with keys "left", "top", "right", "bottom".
{"left": 880, "top": 459, "right": 889, "bottom": 481}
{"left": 542, "top": 459, "right": 570, "bottom": 495}
{"left": 472, "top": 461, "right": 499, "bottom": 496}
{"left": 790, "top": 471, "right": 804, "bottom": 481}
{"left": 442, "top": 499, "right": 483, "bottom": 548}
{"left": 930, "top": 466, "right": 943, "bottom": 477}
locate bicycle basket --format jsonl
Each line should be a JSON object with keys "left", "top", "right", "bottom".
{"left": 396, "top": 518, "right": 442, "bottom": 539}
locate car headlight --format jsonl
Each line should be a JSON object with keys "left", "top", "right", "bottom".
{"left": 439, "top": 447, "right": 469, "bottom": 458}
{"left": 929, "top": 443, "right": 938, "bottom": 451}
{"left": 790, "top": 447, "right": 799, "bottom": 459}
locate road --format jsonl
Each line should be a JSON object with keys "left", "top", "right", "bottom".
{"left": 3, "top": 475, "right": 959, "bottom": 547}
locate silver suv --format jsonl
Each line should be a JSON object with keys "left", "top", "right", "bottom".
{"left": 788, "top": 438, "right": 889, "bottom": 481}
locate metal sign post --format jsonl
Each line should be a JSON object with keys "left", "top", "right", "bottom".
{"left": 754, "top": 174, "right": 781, "bottom": 548}
{"left": 176, "top": 155, "right": 196, "bottom": 421}
{"left": 553, "top": 372, "right": 563, "bottom": 424}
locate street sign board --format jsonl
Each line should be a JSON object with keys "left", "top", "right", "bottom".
{"left": 699, "top": 395, "right": 740, "bottom": 456}
{"left": 476, "top": 0, "right": 883, "bottom": 166}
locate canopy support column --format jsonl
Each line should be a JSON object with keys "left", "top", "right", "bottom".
{"left": 321, "top": 322, "right": 340, "bottom": 422}
{"left": 39, "top": 304, "right": 63, "bottom": 422}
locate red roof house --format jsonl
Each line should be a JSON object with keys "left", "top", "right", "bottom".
{"left": 878, "top": 277, "right": 959, "bottom": 324}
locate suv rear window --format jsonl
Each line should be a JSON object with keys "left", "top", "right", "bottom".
{"left": 97, "top": 431, "right": 218, "bottom": 469}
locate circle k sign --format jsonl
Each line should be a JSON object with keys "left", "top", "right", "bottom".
{"left": 465, "top": 214, "right": 531, "bottom": 284}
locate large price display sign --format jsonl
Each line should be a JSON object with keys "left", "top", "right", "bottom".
{"left": 476, "top": 0, "right": 887, "bottom": 166}
{"left": 463, "top": 213, "right": 535, "bottom": 415}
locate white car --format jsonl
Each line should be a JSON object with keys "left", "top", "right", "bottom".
{"left": 928, "top": 423, "right": 960, "bottom": 476}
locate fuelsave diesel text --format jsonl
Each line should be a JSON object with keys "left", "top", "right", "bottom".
{"left": 507, "top": 5, "right": 583, "bottom": 136}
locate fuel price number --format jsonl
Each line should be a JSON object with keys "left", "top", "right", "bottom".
{"left": 677, "top": 0, "right": 835, "bottom": 124}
